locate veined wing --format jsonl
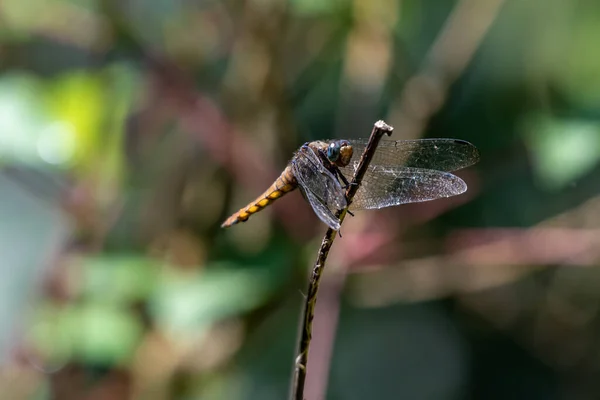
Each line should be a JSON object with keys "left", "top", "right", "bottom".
{"left": 340, "top": 165, "right": 467, "bottom": 211}
{"left": 300, "top": 186, "right": 342, "bottom": 230}
{"left": 342, "top": 138, "right": 480, "bottom": 172}
{"left": 291, "top": 144, "right": 346, "bottom": 230}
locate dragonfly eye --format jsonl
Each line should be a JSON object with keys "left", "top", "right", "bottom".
{"left": 327, "top": 142, "right": 340, "bottom": 162}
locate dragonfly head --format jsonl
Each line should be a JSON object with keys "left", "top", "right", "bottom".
{"left": 326, "top": 140, "right": 353, "bottom": 167}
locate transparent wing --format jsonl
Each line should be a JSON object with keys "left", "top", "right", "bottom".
{"left": 291, "top": 145, "right": 346, "bottom": 229}
{"left": 299, "top": 186, "right": 341, "bottom": 230}
{"left": 340, "top": 165, "right": 467, "bottom": 211}
{"left": 339, "top": 138, "right": 480, "bottom": 172}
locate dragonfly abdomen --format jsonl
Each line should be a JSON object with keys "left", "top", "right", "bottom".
{"left": 221, "top": 166, "right": 297, "bottom": 228}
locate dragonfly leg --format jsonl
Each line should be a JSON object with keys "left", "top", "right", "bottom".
{"left": 316, "top": 148, "right": 353, "bottom": 187}
{"left": 330, "top": 164, "right": 358, "bottom": 190}
{"left": 347, "top": 210, "right": 355, "bottom": 217}
{"left": 335, "top": 167, "right": 358, "bottom": 189}
{"left": 336, "top": 169, "right": 350, "bottom": 186}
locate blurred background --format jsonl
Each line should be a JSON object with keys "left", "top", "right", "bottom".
{"left": 1, "top": 0, "right": 599, "bottom": 399}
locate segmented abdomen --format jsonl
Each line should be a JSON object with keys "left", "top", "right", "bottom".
{"left": 221, "top": 166, "right": 297, "bottom": 228}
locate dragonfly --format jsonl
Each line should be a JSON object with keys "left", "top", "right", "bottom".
{"left": 221, "top": 138, "right": 480, "bottom": 230}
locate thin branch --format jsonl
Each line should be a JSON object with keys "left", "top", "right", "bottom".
{"left": 290, "top": 120, "right": 394, "bottom": 400}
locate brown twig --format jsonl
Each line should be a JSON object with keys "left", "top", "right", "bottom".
{"left": 290, "top": 120, "right": 394, "bottom": 400}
